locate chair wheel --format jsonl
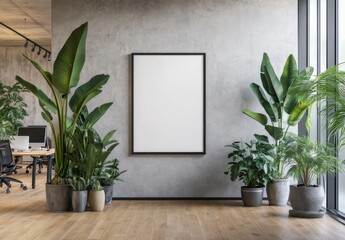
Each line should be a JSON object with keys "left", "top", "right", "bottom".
{"left": 26, "top": 170, "right": 29, "bottom": 174}
{"left": 20, "top": 183, "right": 24, "bottom": 188}
{"left": 5, "top": 189, "right": 10, "bottom": 194}
{"left": 22, "top": 186, "right": 28, "bottom": 190}
{"left": 38, "top": 170, "right": 42, "bottom": 174}
{"left": 14, "top": 171, "right": 17, "bottom": 174}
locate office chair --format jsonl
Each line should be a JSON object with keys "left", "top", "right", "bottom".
{"left": 0, "top": 140, "right": 27, "bottom": 193}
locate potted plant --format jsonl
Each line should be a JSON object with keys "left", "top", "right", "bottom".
{"left": 89, "top": 179, "right": 105, "bottom": 212}
{"left": 224, "top": 135, "right": 274, "bottom": 207}
{"left": 0, "top": 81, "right": 28, "bottom": 140}
{"left": 242, "top": 53, "right": 314, "bottom": 205}
{"left": 282, "top": 133, "right": 343, "bottom": 218}
{"left": 15, "top": 22, "right": 113, "bottom": 211}
{"left": 67, "top": 126, "right": 123, "bottom": 205}
{"left": 69, "top": 176, "right": 87, "bottom": 212}
{"left": 98, "top": 158, "right": 126, "bottom": 205}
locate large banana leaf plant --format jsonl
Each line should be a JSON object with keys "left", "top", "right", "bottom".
{"left": 242, "top": 53, "right": 314, "bottom": 177}
{"left": 15, "top": 22, "right": 112, "bottom": 182}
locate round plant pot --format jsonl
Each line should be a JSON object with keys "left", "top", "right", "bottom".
{"left": 267, "top": 179, "right": 289, "bottom": 206}
{"left": 289, "top": 185, "right": 325, "bottom": 218}
{"left": 241, "top": 186, "right": 264, "bottom": 207}
{"left": 72, "top": 190, "right": 88, "bottom": 212}
{"left": 89, "top": 190, "right": 105, "bottom": 212}
{"left": 46, "top": 183, "right": 72, "bottom": 212}
{"left": 104, "top": 185, "right": 113, "bottom": 205}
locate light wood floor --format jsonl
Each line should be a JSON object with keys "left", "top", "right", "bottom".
{"left": 1, "top": 166, "right": 345, "bottom": 240}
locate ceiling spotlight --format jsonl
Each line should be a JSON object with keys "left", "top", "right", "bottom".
{"left": 24, "top": 40, "right": 28, "bottom": 48}
{"left": 43, "top": 51, "right": 47, "bottom": 58}
{"left": 37, "top": 47, "right": 41, "bottom": 55}
{"left": 31, "top": 45, "right": 36, "bottom": 52}
{"left": 48, "top": 53, "right": 51, "bottom": 61}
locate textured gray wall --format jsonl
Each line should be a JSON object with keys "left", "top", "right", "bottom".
{"left": 52, "top": 0, "right": 297, "bottom": 197}
{"left": 0, "top": 47, "right": 52, "bottom": 127}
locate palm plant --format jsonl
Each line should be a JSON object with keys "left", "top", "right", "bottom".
{"left": 290, "top": 65, "right": 345, "bottom": 149}
{"left": 242, "top": 53, "right": 314, "bottom": 178}
{"left": 282, "top": 133, "right": 343, "bottom": 186}
{"left": 15, "top": 22, "right": 112, "bottom": 182}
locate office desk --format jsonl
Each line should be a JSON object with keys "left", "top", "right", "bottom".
{"left": 12, "top": 149, "right": 55, "bottom": 189}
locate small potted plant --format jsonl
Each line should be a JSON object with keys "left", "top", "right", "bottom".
{"left": 283, "top": 133, "right": 344, "bottom": 218}
{"left": 224, "top": 135, "right": 274, "bottom": 207}
{"left": 69, "top": 176, "right": 87, "bottom": 212}
{"left": 98, "top": 159, "right": 126, "bottom": 205}
{"left": 89, "top": 179, "right": 105, "bottom": 212}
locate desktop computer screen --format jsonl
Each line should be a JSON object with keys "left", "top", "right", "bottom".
{"left": 17, "top": 126, "right": 47, "bottom": 149}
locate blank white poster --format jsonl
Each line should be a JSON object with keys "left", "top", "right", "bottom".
{"left": 132, "top": 53, "right": 205, "bottom": 153}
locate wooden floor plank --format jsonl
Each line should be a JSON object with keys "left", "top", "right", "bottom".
{"left": 0, "top": 166, "right": 345, "bottom": 240}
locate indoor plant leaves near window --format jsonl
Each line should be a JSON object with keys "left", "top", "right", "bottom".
{"left": 282, "top": 133, "right": 344, "bottom": 218}
{"left": 15, "top": 22, "right": 114, "bottom": 211}
{"left": 242, "top": 53, "right": 314, "bottom": 205}
{"left": 224, "top": 135, "right": 274, "bottom": 207}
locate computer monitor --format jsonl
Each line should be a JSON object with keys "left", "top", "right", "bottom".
{"left": 17, "top": 126, "right": 47, "bottom": 150}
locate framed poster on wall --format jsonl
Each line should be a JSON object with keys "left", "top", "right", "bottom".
{"left": 131, "top": 53, "right": 206, "bottom": 154}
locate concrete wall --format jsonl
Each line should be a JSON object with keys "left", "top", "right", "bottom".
{"left": 52, "top": 0, "right": 297, "bottom": 197}
{"left": 0, "top": 47, "right": 52, "bottom": 127}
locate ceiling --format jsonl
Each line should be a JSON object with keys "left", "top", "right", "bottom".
{"left": 0, "top": 0, "right": 51, "bottom": 46}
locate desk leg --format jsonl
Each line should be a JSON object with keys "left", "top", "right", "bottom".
{"left": 32, "top": 157, "right": 37, "bottom": 189}
{"left": 47, "top": 155, "right": 52, "bottom": 183}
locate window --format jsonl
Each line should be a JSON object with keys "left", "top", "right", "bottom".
{"left": 299, "top": 0, "right": 345, "bottom": 221}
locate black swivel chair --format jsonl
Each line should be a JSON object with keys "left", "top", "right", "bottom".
{"left": 0, "top": 140, "right": 27, "bottom": 193}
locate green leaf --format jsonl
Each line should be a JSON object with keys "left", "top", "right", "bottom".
{"left": 280, "top": 54, "right": 298, "bottom": 99}
{"left": 103, "top": 130, "right": 117, "bottom": 146}
{"left": 265, "top": 125, "right": 283, "bottom": 141}
{"left": 242, "top": 108, "right": 268, "bottom": 126}
{"left": 52, "top": 22, "right": 88, "bottom": 95}
{"left": 83, "top": 102, "right": 113, "bottom": 129}
{"left": 254, "top": 134, "right": 269, "bottom": 143}
{"left": 69, "top": 74, "right": 109, "bottom": 112}
{"left": 260, "top": 53, "right": 283, "bottom": 102}
{"left": 287, "top": 101, "right": 311, "bottom": 126}
{"left": 23, "top": 55, "right": 53, "bottom": 84}
{"left": 15, "top": 76, "right": 57, "bottom": 114}
{"left": 250, "top": 83, "right": 278, "bottom": 122}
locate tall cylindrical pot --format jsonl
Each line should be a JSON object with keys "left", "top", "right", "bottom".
{"left": 72, "top": 190, "right": 88, "bottom": 212}
{"left": 89, "top": 190, "right": 105, "bottom": 212}
{"left": 104, "top": 185, "right": 113, "bottom": 205}
{"left": 267, "top": 179, "right": 289, "bottom": 206}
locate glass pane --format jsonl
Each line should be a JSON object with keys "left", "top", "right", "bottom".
{"left": 309, "top": 0, "right": 318, "bottom": 142}
{"left": 337, "top": 0, "right": 345, "bottom": 213}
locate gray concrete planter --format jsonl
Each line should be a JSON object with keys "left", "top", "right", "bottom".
{"left": 267, "top": 179, "right": 289, "bottom": 206}
{"left": 46, "top": 183, "right": 72, "bottom": 212}
{"left": 241, "top": 186, "right": 264, "bottom": 207}
{"left": 104, "top": 185, "right": 113, "bottom": 205}
{"left": 289, "top": 185, "right": 325, "bottom": 218}
{"left": 72, "top": 190, "right": 87, "bottom": 212}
